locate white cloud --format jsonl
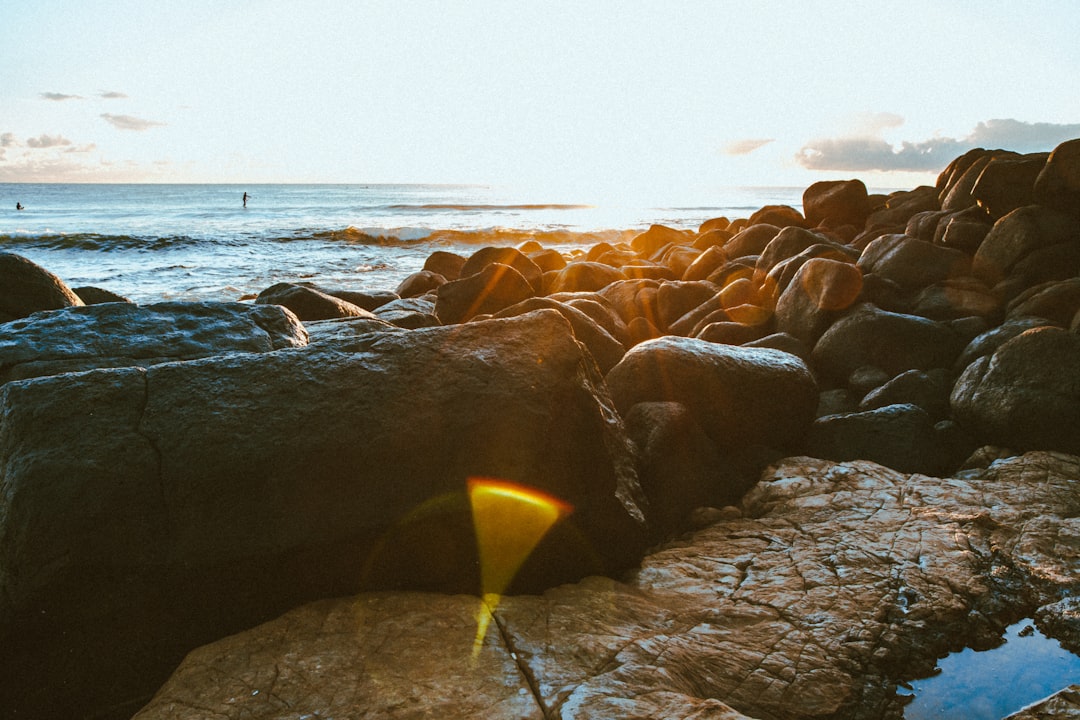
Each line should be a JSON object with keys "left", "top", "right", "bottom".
{"left": 722, "top": 138, "right": 775, "bottom": 156}
{"left": 795, "top": 118, "right": 1080, "bottom": 173}
{"left": 101, "top": 113, "right": 166, "bottom": 131}
{"left": 26, "top": 133, "right": 74, "bottom": 149}
{"left": 98, "top": 90, "right": 129, "bottom": 100}
{"left": 40, "top": 92, "right": 83, "bottom": 101}
{"left": 0, "top": 132, "right": 16, "bottom": 148}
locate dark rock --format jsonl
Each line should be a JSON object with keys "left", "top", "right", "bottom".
{"left": 954, "top": 315, "right": 1058, "bottom": 372}
{"left": 423, "top": 250, "right": 467, "bottom": 281}
{"left": 972, "top": 205, "right": 1080, "bottom": 287}
{"left": 0, "top": 301, "right": 308, "bottom": 384}
{"left": 817, "top": 387, "right": 857, "bottom": 417}
{"left": 936, "top": 212, "right": 993, "bottom": 254}
{"left": 755, "top": 225, "right": 831, "bottom": 275}
{"left": 322, "top": 288, "right": 399, "bottom": 311}
{"left": 1034, "top": 598, "right": 1080, "bottom": 655}
{"left": 911, "top": 278, "right": 1001, "bottom": 322}
{"left": 742, "top": 331, "right": 810, "bottom": 361}
{"left": 666, "top": 293, "right": 727, "bottom": 337}
{"left": 371, "top": 296, "right": 441, "bottom": 328}
{"left": 723, "top": 223, "right": 780, "bottom": 258}
{"left": 995, "top": 240, "right": 1080, "bottom": 303}
{"left": 803, "top": 178, "right": 870, "bottom": 229}
{"left": 1006, "top": 278, "right": 1080, "bottom": 326}
{"left": 763, "top": 242, "right": 859, "bottom": 300}
{"left": 1033, "top": 137, "right": 1080, "bottom": 217}
{"left": 774, "top": 257, "right": 864, "bottom": 345}
{"left": 803, "top": 403, "right": 950, "bottom": 475}
{"left": 394, "top": 269, "right": 446, "bottom": 298}
{"left": 860, "top": 186, "right": 940, "bottom": 240}
{"left": 747, "top": 205, "right": 806, "bottom": 229}
{"left": 255, "top": 282, "right": 375, "bottom": 321}
{"left": 459, "top": 246, "right": 544, "bottom": 293}
{"left": 681, "top": 244, "right": 729, "bottom": 281}
{"left": 0, "top": 310, "right": 648, "bottom": 719}
{"left": 857, "top": 234, "right": 971, "bottom": 291}
{"left": 942, "top": 149, "right": 1014, "bottom": 212}
{"left": 951, "top": 326, "right": 1080, "bottom": 454}
{"left": 0, "top": 252, "right": 84, "bottom": 322}
{"left": 812, "top": 303, "right": 964, "bottom": 384}
{"left": 597, "top": 278, "right": 661, "bottom": 327}
{"left": 605, "top": 336, "right": 818, "bottom": 454}
{"left": 695, "top": 320, "right": 767, "bottom": 346}
{"left": 656, "top": 280, "right": 719, "bottom": 331}
{"left": 623, "top": 402, "right": 740, "bottom": 539}
{"left": 848, "top": 365, "right": 893, "bottom": 398}
{"left": 434, "top": 262, "right": 535, "bottom": 324}
{"left": 556, "top": 295, "right": 631, "bottom": 346}
{"left": 544, "top": 261, "right": 625, "bottom": 294}
{"left": 859, "top": 368, "right": 953, "bottom": 420}
{"left": 625, "top": 315, "right": 661, "bottom": 345}
{"left": 971, "top": 152, "right": 1049, "bottom": 220}
{"left": 71, "top": 286, "right": 133, "bottom": 305}
{"left": 494, "top": 297, "right": 625, "bottom": 374}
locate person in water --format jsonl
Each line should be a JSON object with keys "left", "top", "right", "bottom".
{"left": 15, "top": 202, "right": 23, "bottom": 210}
{"left": 243, "top": 192, "right": 249, "bottom": 207}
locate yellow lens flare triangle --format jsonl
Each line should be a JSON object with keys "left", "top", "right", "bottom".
{"left": 468, "top": 477, "right": 572, "bottom": 659}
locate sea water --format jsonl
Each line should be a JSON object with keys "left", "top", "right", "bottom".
{"left": 0, "top": 183, "right": 806, "bottom": 303}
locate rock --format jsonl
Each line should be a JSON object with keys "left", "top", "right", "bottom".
{"left": 557, "top": 295, "right": 631, "bottom": 346}
{"left": 695, "top": 320, "right": 768, "bottom": 346}
{"left": 743, "top": 331, "right": 810, "bottom": 361}
{"left": 774, "top": 257, "right": 864, "bottom": 345}
{"left": 630, "top": 224, "right": 689, "bottom": 258}
{"left": 136, "top": 452, "right": 1080, "bottom": 720}
{"left": 321, "top": 287, "right": 399, "bottom": 311}
{"left": 255, "top": 282, "right": 375, "bottom": 321}
{"left": 911, "top": 278, "right": 1001, "bottom": 322}
{"left": 0, "top": 310, "right": 648, "bottom": 719}
{"left": 435, "top": 262, "right": 536, "bottom": 324}
{"left": 860, "top": 186, "right": 940, "bottom": 241}
{"left": 1006, "top": 278, "right": 1080, "bottom": 326}
{"left": 394, "top": 269, "right": 446, "bottom": 297}
{"left": 972, "top": 205, "right": 1080, "bottom": 287}
{"left": 692, "top": 227, "right": 732, "bottom": 250}
{"left": 811, "top": 303, "right": 964, "bottom": 385}
{"left": 1033, "top": 137, "right": 1080, "bottom": 217}
{"left": 954, "top": 315, "right": 1059, "bottom": 372}
{"left": 71, "top": 285, "right": 133, "bottom": 305}
{"left": 423, "top": 250, "right": 467, "bottom": 281}
{"left": 597, "top": 278, "right": 661, "bottom": 328}
{"left": 803, "top": 403, "right": 950, "bottom": 475}
{"left": 656, "top": 280, "right": 720, "bottom": 331}
{"left": 621, "top": 261, "right": 676, "bottom": 281}
{"left": 857, "top": 234, "right": 972, "bottom": 292}
{"left": 304, "top": 315, "right": 402, "bottom": 344}
{"left": 528, "top": 247, "right": 568, "bottom": 273}
{"left": 605, "top": 336, "right": 818, "bottom": 454}
{"left": 756, "top": 225, "right": 833, "bottom": 275}
{"left": 971, "top": 152, "right": 1049, "bottom": 220}
{"left": 747, "top": 205, "right": 806, "bottom": 229}
{"left": 942, "top": 149, "right": 1013, "bottom": 212}
{"left": 951, "top": 326, "right": 1080, "bottom": 454}
{"left": 1035, "top": 598, "right": 1080, "bottom": 655}
{"left": 936, "top": 212, "right": 993, "bottom": 253}
{"left": 0, "top": 252, "right": 84, "bottom": 322}
{"left": 623, "top": 402, "right": 741, "bottom": 539}
{"left": 544, "top": 261, "right": 625, "bottom": 294}
{"left": 803, "top": 178, "right": 870, "bottom": 229}
{"left": 459, "top": 246, "right": 544, "bottom": 293}
{"left": 0, "top": 301, "right": 308, "bottom": 384}
{"left": 682, "top": 244, "right": 729, "bottom": 281}
{"left": 372, "top": 296, "right": 441, "bottom": 328}
{"left": 858, "top": 368, "right": 953, "bottom": 420}
{"left": 1003, "top": 685, "right": 1080, "bottom": 720}
{"left": 723, "top": 223, "right": 781, "bottom": 258}
{"left": 493, "top": 297, "right": 625, "bottom": 374}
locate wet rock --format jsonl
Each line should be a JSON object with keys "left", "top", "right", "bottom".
{"left": 1002, "top": 685, "right": 1080, "bottom": 720}
{"left": 372, "top": 295, "right": 441, "bottom": 328}
{"left": 859, "top": 368, "right": 953, "bottom": 420}
{"left": 804, "top": 403, "right": 950, "bottom": 475}
{"left": 0, "top": 301, "right": 308, "bottom": 384}
{"left": 803, "top": 178, "right": 871, "bottom": 229}
{"left": 1033, "top": 137, "right": 1080, "bottom": 217}
{"left": 423, "top": 249, "right": 467, "bottom": 281}
{"left": 682, "top": 244, "right": 729, "bottom": 281}
{"left": 954, "top": 315, "right": 1059, "bottom": 372}
{"left": 1006, "top": 278, "right": 1080, "bottom": 326}
{"left": 71, "top": 285, "right": 133, "bottom": 305}
{"left": 135, "top": 452, "right": 1080, "bottom": 720}
{"left": 774, "top": 257, "right": 864, "bottom": 345}
{"left": 656, "top": 280, "right": 719, "bottom": 331}
{"left": 255, "top": 282, "right": 375, "bottom": 321}
{"left": 911, "top": 278, "right": 1001, "bottom": 322}
{"left": 747, "top": 204, "right": 806, "bottom": 229}
{"left": 971, "top": 152, "right": 1048, "bottom": 220}
{"left": 1035, "top": 598, "right": 1080, "bottom": 655}
{"left": 605, "top": 336, "right": 818, "bottom": 454}
{"left": 0, "top": 310, "right": 648, "bottom": 718}
{"left": 972, "top": 205, "right": 1080, "bottom": 288}
{"left": 724, "top": 223, "right": 781, "bottom": 258}
{"left": 321, "top": 287, "right": 399, "bottom": 311}
{"left": 695, "top": 320, "right": 768, "bottom": 346}
{"left": 435, "top": 262, "right": 536, "bottom": 324}
{"left": 951, "top": 325, "right": 1080, "bottom": 454}
{"left": 544, "top": 261, "right": 626, "bottom": 294}
{"left": 597, "top": 278, "right": 662, "bottom": 328}
{"left": 0, "top": 251, "right": 84, "bottom": 322}
{"left": 857, "top": 234, "right": 971, "bottom": 292}
{"left": 811, "top": 303, "right": 964, "bottom": 385}
{"left": 459, "top": 246, "right": 544, "bottom": 293}
{"left": 860, "top": 186, "right": 940, "bottom": 241}
{"left": 743, "top": 331, "right": 810, "bottom": 361}
{"left": 494, "top": 297, "right": 625, "bottom": 374}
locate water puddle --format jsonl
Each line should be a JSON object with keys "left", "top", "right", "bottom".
{"left": 901, "top": 618, "right": 1080, "bottom": 719}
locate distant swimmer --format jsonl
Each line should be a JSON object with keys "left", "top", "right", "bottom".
{"left": 243, "top": 192, "right": 250, "bottom": 207}
{"left": 15, "top": 202, "right": 23, "bottom": 210}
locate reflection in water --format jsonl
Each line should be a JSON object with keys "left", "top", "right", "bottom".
{"left": 467, "top": 478, "right": 573, "bottom": 659}
{"left": 902, "top": 618, "right": 1080, "bottom": 719}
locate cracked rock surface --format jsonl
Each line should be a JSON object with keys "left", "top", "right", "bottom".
{"left": 135, "top": 451, "right": 1080, "bottom": 719}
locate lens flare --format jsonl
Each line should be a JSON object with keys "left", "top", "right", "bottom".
{"left": 468, "top": 477, "right": 572, "bottom": 658}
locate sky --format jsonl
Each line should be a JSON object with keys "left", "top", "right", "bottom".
{"left": 2, "top": 0, "right": 1080, "bottom": 197}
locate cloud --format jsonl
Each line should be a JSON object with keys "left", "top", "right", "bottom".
{"left": 101, "top": 113, "right": 166, "bottom": 131}
{"left": 723, "top": 138, "right": 775, "bottom": 156}
{"left": 64, "top": 143, "right": 98, "bottom": 154}
{"left": 26, "top": 133, "right": 74, "bottom": 149}
{"left": 0, "top": 132, "right": 16, "bottom": 148}
{"left": 795, "top": 118, "right": 1080, "bottom": 173}
{"left": 40, "top": 92, "right": 83, "bottom": 101}
{"left": 99, "top": 90, "right": 129, "bottom": 100}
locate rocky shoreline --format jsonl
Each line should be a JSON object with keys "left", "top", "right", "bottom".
{"left": 1, "top": 140, "right": 1079, "bottom": 719}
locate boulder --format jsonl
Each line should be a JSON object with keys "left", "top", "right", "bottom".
{"left": 527, "top": 247, "right": 568, "bottom": 273}
{"left": 811, "top": 303, "right": 964, "bottom": 384}
{"left": 951, "top": 326, "right": 1080, "bottom": 454}
{"left": 597, "top": 278, "right": 661, "bottom": 328}
{"left": 0, "top": 252, "right": 84, "bottom": 322}
{"left": 135, "top": 451, "right": 1080, "bottom": 720}
{"left": 695, "top": 320, "right": 768, "bottom": 346}
{"left": 557, "top": 295, "right": 631, "bottom": 346}
{"left": 774, "top": 257, "right": 864, "bottom": 345}
{"left": 747, "top": 204, "right": 806, "bottom": 229}
{"left": 971, "top": 152, "right": 1048, "bottom": 220}
{"left": 0, "top": 301, "right": 308, "bottom": 384}
{"left": 423, "top": 250, "right": 467, "bottom": 281}
{"left": 543, "top": 261, "right": 625, "bottom": 294}
{"left": 493, "top": 297, "right": 625, "bottom": 374}
{"left": 723, "top": 223, "right": 780, "bottom": 258}
{"left": 860, "top": 186, "right": 940, "bottom": 240}
{"left": 435, "top": 262, "right": 536, "bottom": 324}
{"left": 630, "top": 224, "right": 688, "bottom": 258}
{"left": 394, "top": 269, "right": 446, "bottom": 297}
{"left": 972, "top": 205, "right": 1080, "bottom": 287}
{"left": 743, "top": 331, "right": 810, "bottom": 361}
{"left": 802, "top": 178, "right": 870, "bottom": 229}
{"left": 911, "top": 278, "right": 1001, "bottom": 322}
{"left": 755, "top": 225, "right": 832, "bottom": 275}
{"left": 681, "top": 244, "right": 728, "bottom": 281}
{"left": 953, "top": 315, "right": 1058, "bottom": 372}
{"left": 857, "top": 234, "right": 971, "bottom": 291}
{"left": 1006, "top": 277, "right": 1080, "bottom": 326}
{"left": 858, "top": 368, "right": 953, "bottom": 420}
{"left": 459, "top": 246, "right": 544, "bottom": 293}
{"left": 71, "top": 285, "right": 133, "bottom": 305}
{"left": 803, "top": 403, "right": 950, "bottom": 475}
{"left": 1033, "top": 137, "right": 1080, "bottom": 217}
{"left": 256, "top": 282, "right": 375, "bottom": 321}
{"left": 605, "top": 336, "right": 818, "bottom": 454}
{"left": 655, "top": 280, "right": 719, "bottom": 331}
{"left": 322, "top": 287, "right": 399, "bottom": 311}
{"left": 372, "top": 296, "right": 441, "bottom": 328}
{"left": 0, "top": 310, "right": 648, "bottom": 718}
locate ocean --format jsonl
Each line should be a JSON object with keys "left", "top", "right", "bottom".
{"left": 0, "top": 183, "right": 808, "bottom": 304}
